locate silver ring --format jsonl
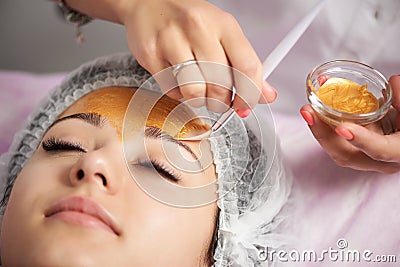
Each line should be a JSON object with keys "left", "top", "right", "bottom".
{"left": 171, "top": 60, "right": 197, "bottom": 77}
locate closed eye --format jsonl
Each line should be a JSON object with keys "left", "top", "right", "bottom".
{"left": 136, "top": 159, "right": 181, "bottom": 183}
{"left": 42, "top": 136, "right": 86, "bottom": 153}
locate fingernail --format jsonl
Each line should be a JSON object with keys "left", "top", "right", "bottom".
{"left": 318, "top": 75, "right": 330, "bottom": 86}
{"left": 272, "top": 87, "right": 278, "bottom": 99}
{"left": 300, "top": 110, "right": 314, "bottom": 126}
{"left": 335, "top": 128, "right": 354, "bottom": 140}
{"left": 237, "top": 109, "right": 251, "bottom": 118}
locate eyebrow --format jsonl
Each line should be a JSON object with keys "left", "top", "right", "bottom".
{"left": 50, "top": 113, "right": 106, "bottom": 129}
{"left": 49, "top": 113, "right": 200, "bottom": 162}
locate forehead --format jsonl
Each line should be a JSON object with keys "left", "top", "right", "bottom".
{"left": 60, "top": 87, "right": 208, "bottom": 138}
{"left": 60, "top": 87, "right": 133, "bottom": 135}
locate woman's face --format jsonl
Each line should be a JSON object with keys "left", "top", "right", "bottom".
{"left": 0, "top": 87, "right": 218, "bottom": 266}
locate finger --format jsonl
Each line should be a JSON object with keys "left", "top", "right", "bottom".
{"left": 231, "top": 65, "right": 261, "bottom": 112}
{"left": 318, "top": 74, "right": 330, "bottom": 86}
{"left": 300, "top": 105, "right": 352, "bottom": 155}
{"left": 334, "top": 122, "right": 400, "bottom": 173}
{"left": 175, "top": 64, "right": 207, "bottom": 108}
{"left": 336, "top": 122, "right": 400, "bottom": 163}
{"left": 133, "top": 39, "right": 185, "bottom": 100}
{"left": 299, "top": 104, "right": 355, "bottom": 164}
{"left": 258, "top": 81, "right": 278, "bottom": 104}
{"left": 335, "top": 152, "right": 400, "bottom": 174}
{"left": 127, "top": 28, "right": 167, "bottom": 75}
{"left": 159, "top": 27, "right": 206, "bottom": 107}
{"left": 189, "top": 36, "right": 233, "bottom": 113}
{"left": 389, "top": 75, "right": 400, "bottom": 111}
{"left": 219, "top": 19, "right": 265, "bottom": 110}
{"left": 130, "top": 28, "right": 184, "bottom": 99}
{"left": 389, "top": 75, "right": 400, "bottom": 130}
{"left": 129, "top": 33, "right": 176, "bottom": 95}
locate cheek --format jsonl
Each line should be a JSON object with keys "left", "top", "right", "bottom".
{"left": 0, "top": 160, "right": 58, "bottom": 263}
{"left": 120, "top": 185, "right": 217, "bottom": 264}
{"left": 8, "top": 156, "right": 70, "bottom": 199}
{"left": 1, "top": 156, "right": 71, "bottom": 231}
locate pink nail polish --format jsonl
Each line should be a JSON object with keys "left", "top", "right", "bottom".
{"left": 318, "top": 75, "right": 330, "bottom": 86}
{"left": 273, "top": 88, "right": 278, "bottom": 99}
{"left": 300, "top": 110, "right": 314, "bottom": 126}
{"left": 237, "top": 109, "right": 251, "bottom": 118}
{"left": 335, "top": 128, "right": 354, "bottom": 140}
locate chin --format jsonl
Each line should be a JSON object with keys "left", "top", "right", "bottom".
{"left": 1, "top": 240, "right": 95, "bottom": 267}
{"left": 1, "top": 226, "right": 116, "bottom": 267}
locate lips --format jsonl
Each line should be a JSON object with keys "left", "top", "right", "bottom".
{"left": 45, "top": 196, "right": 120, "bottom": 236}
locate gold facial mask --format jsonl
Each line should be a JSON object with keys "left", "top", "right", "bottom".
{"left": 316, "top": 77, "right": 379, "bottom": 114}
{"left": 146, "top": 94, "right": 210, "bottom": 139}
{"left": 60, "top": 87, "right": 209, "bottom": 139}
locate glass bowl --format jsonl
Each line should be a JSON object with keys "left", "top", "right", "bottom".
{"left": 306, "top": 60, "right": 392, "bottom": 126}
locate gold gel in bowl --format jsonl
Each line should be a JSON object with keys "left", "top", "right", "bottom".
{"left": 316, "top": 77, "right": 379, "bottom": 114}
{"left": 306, "top": 60, "right": 392, "bottom": 126}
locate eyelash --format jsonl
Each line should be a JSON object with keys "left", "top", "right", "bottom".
{"left": 136, "top": 159, "right": 181, "bottom": 183}
{"left": 42, "top": 137, "right": 86, "bottom": 153}
{"left": 42, "top": 137, "right": 180, "bottom": 182}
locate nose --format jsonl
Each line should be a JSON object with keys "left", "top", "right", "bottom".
{"left": 69, "top": 150, "right": 121, "bottom": 194}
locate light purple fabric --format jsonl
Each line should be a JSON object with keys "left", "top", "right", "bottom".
{"left": 275, "top": 113, "right": 400, "bottom": 266}
{"left": 0, "top": 71, "right": 65, "bottom": 154}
